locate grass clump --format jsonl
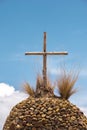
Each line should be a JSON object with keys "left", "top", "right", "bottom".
{"left": 36, "top": 74, "right": 54, "bottom": 97}
{"left": 56, "top": 68, "right": 79, "bottom": 100}
{"left": 23, "top": 75, "right": 55, "bottom": 97}
{"left": 23, "top": 82, "right": 35, "bottom": 97}
{"left": 23, "top": 67, "right": 79, "bottom": 99}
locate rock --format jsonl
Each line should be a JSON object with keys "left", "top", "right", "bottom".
{"left": 3, "top": 97, "right": 87, "bottom": 130}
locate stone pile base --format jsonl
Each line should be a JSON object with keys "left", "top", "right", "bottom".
{"left": 3, "top": 97, "right": 87, "bottom": 130}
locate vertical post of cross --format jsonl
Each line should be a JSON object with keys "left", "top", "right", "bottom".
{"left": 43, "top": 32, "right": 47, "bottom": 88}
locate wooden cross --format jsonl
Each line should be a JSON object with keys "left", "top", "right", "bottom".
{"left": 25, "top": 32, "right": 68, "bottom": 88}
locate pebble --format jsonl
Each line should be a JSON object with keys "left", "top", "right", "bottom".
{"left": 3, "top": 97, "right": 87, "bottom": 130}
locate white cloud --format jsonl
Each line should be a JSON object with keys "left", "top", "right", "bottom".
{"left": 80, "top": 107, "right": 87, "bottom": 117}
{"left": 0, "top": 83, "right": 28, "bottom": 130}
{"left": 0, "top": 83, "right": 15, "bottom": 97}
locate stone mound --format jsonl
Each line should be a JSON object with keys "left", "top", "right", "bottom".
{"left": 3, "top": 97, "right": 87, "bottom": 130}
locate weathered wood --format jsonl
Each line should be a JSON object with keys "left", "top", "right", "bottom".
{"left": 25, "top": 32, "right": 68, "bottom": 89}
{"left": 43, "top": 32, "right": 47, "bottom": 88}
{"left": 25, "top": 52, "right": 68, "bottom": 55}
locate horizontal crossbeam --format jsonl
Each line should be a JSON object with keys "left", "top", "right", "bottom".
{"left": 25, "top": 52, "right": 68, "bottom": 55}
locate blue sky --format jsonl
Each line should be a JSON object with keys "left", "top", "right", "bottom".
{"left": 0, "top": 0, "right": 87, "bottom": 108}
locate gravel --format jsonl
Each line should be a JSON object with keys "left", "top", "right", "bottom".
{"left": 3, "top": 97, "right": 87, "bottom": 130}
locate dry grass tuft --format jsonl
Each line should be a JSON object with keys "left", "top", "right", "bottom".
{"left": 23, "top": 67, "right": 79, "bottom": 99}
{"left": 36, "top": 75, "right": 43, "bottom": 89}
{"left": 36, "top": 74, "right": 55, "bottom": 96}
{"left": 46, "top": 77, "right": 55, "bottom": 94}
{"left": 57, "top": 68, "right": 79, "bottom": 99}
{"left": 23, "top": 82, "right": 35, "bottom": 97}
{"left": 22, "top": 75, "right": 55, "bottom": 98}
